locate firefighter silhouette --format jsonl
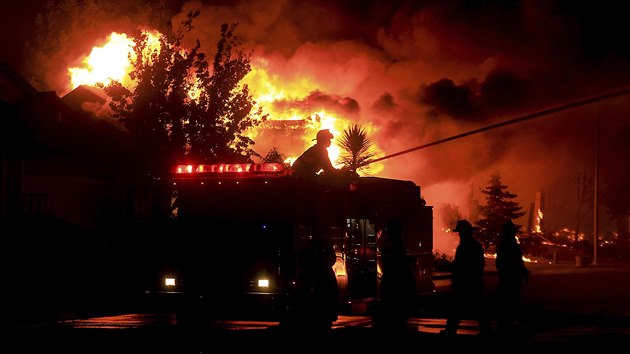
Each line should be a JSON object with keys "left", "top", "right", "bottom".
{"left": 292, "top": 234, "right": 339, "bottom": 330}
{"left": 496, "top": 219, "right": 529, "bottom": 335}
{"left": 441, "top": 220, "right": 492, "bottom": 336}
{"left": 373, "top": 218, "right": 416, "bottom": 332}
{"left": 292, "top": 129, "right": 337, "bottom": 179}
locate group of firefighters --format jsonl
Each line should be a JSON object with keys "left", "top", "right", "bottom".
{"left": 287, "top": 130, "right": 416, "bottom": 331}
{"left": 288, "top": 130, "right": 528, "bottom": 335}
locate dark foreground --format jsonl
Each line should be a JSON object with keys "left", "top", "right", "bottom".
{"left": 5, "top": 261, "right": 630, "bottom": 352}
{"left": 6, "top": 312, "right": 630, "bottom": 353}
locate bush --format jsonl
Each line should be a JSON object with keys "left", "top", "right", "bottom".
{"left": 432, "top": 251, "right": 454, "bottom": 272}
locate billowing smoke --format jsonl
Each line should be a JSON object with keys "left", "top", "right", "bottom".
{"left": 272, "top": 90, "right": 360, "bottom": 118}
{"left": 12, "top": 0, "right": 630, "bottom": 254}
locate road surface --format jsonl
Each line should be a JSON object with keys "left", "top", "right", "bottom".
{"left": 4, "top": 260, "right": 630, "bottom": 352}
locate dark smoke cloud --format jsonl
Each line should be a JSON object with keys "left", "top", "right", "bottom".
{"left": 272, "top": 90, "right": 360, "bottom": 118}
{"left": 372, "top": 92, "right": 397, "bottom": 112}
{"left": 420, "top": 69, "right": 529, "bottom": 121}
{"left": 421, "top": 78, "right": 476, "bottom": 120}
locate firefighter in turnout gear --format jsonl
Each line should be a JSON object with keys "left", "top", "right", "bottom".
{"left": 292, "top": 129, "right": 338, "bottom": 179}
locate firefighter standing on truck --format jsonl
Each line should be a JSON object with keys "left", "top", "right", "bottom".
{"left": 292, "top": 129, "right": 338, "bottom": 179}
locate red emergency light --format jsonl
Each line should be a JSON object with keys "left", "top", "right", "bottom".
{"left": 174, "top": 162, "right": 286, "bottom": 176}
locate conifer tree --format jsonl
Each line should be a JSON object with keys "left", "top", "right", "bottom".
{"left": 476, "top": 173, "right": 525, "bottom": 250}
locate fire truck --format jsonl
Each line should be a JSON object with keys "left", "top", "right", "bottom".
{"left": 144, "top": 162, "right": 433, "bottom": 324}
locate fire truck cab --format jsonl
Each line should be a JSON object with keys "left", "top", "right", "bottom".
{"left": 144, "top": 162, "right": 433, "bottom": 324}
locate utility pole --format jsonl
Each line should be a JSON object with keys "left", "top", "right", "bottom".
{"left": 592, "top": 114, "right": 599, "bottom": 266}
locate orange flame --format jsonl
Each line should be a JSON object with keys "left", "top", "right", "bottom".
{"left": 68, "top": 31, "right": 384, "bottom": 173}
{"left": 69, "top": 30, "right": 163, "bottom": 90}
{"left": 69, "top": 32, "right": 135, "bottom": 88}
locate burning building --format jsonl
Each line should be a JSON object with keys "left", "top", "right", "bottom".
{"left": 527, "top": 191, "right": 545, "bottom": 234}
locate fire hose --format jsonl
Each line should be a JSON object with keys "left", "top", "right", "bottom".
{"left": 358, "top": 86, "right": 630, "bottom": 168}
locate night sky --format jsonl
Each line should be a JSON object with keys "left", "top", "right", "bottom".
{"left": 2, "top": 0, "right": 629, "bottom": 253}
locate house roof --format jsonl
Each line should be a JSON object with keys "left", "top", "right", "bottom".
{"left": 1, "top": 62, "right": 139, "bottom": 177}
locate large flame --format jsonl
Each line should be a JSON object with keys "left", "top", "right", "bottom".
{"left": 68, "top": 31, "right": 384, "bottom": 172}
{"left": 69, "top": 32, "right": 136, "bottom": 88}
{"left": 69, "top": 30, "right": 163, "bottom": 90}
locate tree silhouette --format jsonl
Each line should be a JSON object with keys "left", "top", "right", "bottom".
{"left": 476, "top": 174, "right": 525, "bottom": 250}
{"left": 103, "top": 12, "right": 266, "bottom": 177}
{"left": 337, "top": 124, "right": 375, "bottom": 175}
{"left": 439, "top": 203, "right": 463, "bottom": 232}
{"left": 261, "top": 147, "right": 286, "bottom": 165}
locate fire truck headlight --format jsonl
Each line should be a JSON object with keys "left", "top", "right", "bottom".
{"left": 257, "top": 279, "right": 269, "bottom": 288}
{"left": 164, "top": 277, "right": 176, "bottom": 287}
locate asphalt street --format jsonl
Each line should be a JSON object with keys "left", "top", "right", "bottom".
{"left": 5, "top": 260, "right": 630, "bottom": 352}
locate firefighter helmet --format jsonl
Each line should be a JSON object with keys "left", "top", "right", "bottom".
{"left": 453, "top": 219, "right": 476, "bottom": 233}
{"left": 314, "top": 129, "right": 334, "bottom": 142}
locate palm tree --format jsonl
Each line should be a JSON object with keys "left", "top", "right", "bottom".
{"left": 337, "top": 124, "right": 376, "bottom": 175}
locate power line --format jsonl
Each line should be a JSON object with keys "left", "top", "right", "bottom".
{"left": 361, "top": 86, "right": 630, "bottom": 167}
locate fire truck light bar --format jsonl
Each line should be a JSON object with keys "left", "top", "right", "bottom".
{"left": 174, "top": 163, "right": 285, "bottom": 175}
